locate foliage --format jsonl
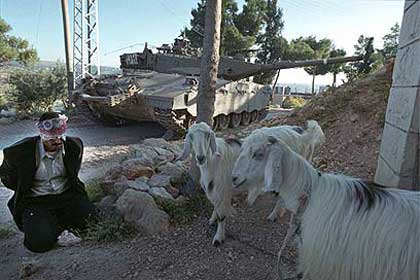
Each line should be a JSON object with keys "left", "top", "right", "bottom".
{"left": 381, "top": 23, "right": 400, "bottom": 60}
{"left": 6, "top": 64, "right": 68, "bottom": 114}
{"left": 0, "top": 223, "right": 16, "bottom": 239}
{"left": 282, "top": 96, "right": 306, "bottom": 109}
{"left": 255, "top": 0, "right": 285, "bottom": 83}
{"left": 85, "top": 178, "right": 105, "bottom": 203}
{"left": 83, "top": 213, "right": 137, "bottom": 244}
{"left": 285, "top": 39, "right": 315, "bottom": 60}
{"left": 344, "top": 35, "right": 382, "bottom": 83}
{"left": 0, "top": 18, "right": 38, "bottom": 66}
{"left": 155, "top": 192, "right": 212, "bottom": 225}
{"left": 327, "top": 48, "right": 346, "bottom": 87}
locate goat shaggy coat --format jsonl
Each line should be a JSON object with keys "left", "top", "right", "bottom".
{"left": 263, "top": 138, "right": 420, "bottom": 280}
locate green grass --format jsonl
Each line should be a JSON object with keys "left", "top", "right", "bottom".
{"left": 282, "top": 96, "right": 307, "bottom": 109}
{"left": 155, "top": 192, "right": 212, "bottom": 225}
{"left": 85, "top": 178, "right": 105, "bottom": 203}
{"left": 0, "top": 223, "right": 16, "bottom": 240}
{"left": 82, "top": 213, "right": 137, "bottom": 244}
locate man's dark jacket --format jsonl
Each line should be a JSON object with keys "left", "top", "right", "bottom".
{"left": 0, "top": 136, "right": 87, "bottom": 231}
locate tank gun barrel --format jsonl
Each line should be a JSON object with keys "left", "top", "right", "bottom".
{"left": 223, "top": 55, "right": 363, "bottom": 81}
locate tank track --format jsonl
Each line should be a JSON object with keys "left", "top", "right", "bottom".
{"left": 153, "top": 108, "right": 188, "bottom": 140}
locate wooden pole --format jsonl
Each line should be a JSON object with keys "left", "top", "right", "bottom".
{"left": 196, "top": 0, "right": 222, "bottom": 126}
{"left": 61, "top": 0, "right": 74, "bottom": 93}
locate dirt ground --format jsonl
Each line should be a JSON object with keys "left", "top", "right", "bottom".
{"left": 1, "top": 193, "right": 295, "bottom": 280}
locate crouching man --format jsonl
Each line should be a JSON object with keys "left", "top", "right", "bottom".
{"left": 0, "top": 112, "right": 97, "bottom": 253}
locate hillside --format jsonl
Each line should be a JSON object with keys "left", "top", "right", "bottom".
{"left": 262, "top": 65, "right": 393, "bottom": 180}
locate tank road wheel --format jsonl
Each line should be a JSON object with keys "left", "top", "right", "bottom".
{"left": 184, "top": 116, "right": 196, "bottom": 129}
{"left": 258, "top": 108, "right": 268, "bottom": 121}
{"left": 212, "top": 117, "right": 219, "bottom": 130}
{"left": 241, "top": 111, "right": 251, "bottom": 125}
{"left": 250, "top": 110, "right": 259, "bottom": 123}
{"left": 229, "top": 113, "right": 242, "bottom": 128}
{"left": 216, "top": 114, "right": 230, "bottom": 130}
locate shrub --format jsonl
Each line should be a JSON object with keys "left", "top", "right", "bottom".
{"left": 0, "top": 223, "right": 16, "bottom": 239}
{"left": 6, "top": 65, "right": 68, "bottom": 114}
{"left": 83, "top": 213, "right": 137, "bottom": 244}
{"left": 85, "top": 178, "right": 105, "bottom": 203}
{"left": 282, "top": 96, "right": 307, "bottom": 109}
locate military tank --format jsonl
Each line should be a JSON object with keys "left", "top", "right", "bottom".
{"left": 74, "top": 38, "right": 362, "bottom": 137}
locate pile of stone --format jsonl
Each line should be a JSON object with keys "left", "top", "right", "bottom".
{"left": 0, "top": 109, "right": 17, "bottom": 124}
{"left": 97, "top": 138, "right": 194, "bottom": 234}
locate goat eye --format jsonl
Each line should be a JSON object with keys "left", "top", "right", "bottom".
{"left": 253, "top": 152, "right": 264, "bottom": 160}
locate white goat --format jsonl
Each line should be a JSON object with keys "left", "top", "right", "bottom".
{"left": 178, "top": 122, "right": 244, "bottom": 246}
{"left": 238, "top": 136, "right": 420, "bottom": 280}
{"left": 232, "top": 120, "right": 325, "bottom": 221}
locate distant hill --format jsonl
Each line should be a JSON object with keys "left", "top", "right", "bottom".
{"left": 6, "top": 60, "right": 121, "bottom": 75}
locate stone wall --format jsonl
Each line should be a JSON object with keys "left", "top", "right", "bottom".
{"left": 375, "top": 0, "right": 420, "bottom": 190}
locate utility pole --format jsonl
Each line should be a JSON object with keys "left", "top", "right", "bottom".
{"left": 196, "top": 0, "right": 222, "bottom": 126}
{"left": 73, "top": 0, "right": 100, "bottom": 88}
{"left": 61, "top": 0, "right": 74, "bottom": 93}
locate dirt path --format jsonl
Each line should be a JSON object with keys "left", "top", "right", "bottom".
{"left": 0, "top": 194, "right": 294, "bottom": 280}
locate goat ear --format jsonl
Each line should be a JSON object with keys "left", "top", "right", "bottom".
{"left": 209, "top": 132, "right": 217, "bottom": 154}
{"left": 264, "top": 148, "right": 283, "bottom": 192}
{"left": 177, "top": 136, "right": 192, "bottom": 161}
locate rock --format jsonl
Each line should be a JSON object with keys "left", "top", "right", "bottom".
{"left": 350, "top": 114, "right": 359, "bottom": 122}
{"left": 104, "top": 165, "right": 124, "bottom": 181}
{"left": 127, "top": 179, "right": 150, "bottom": 192}
{"left": 148, "top": 174, "right": 172, "bottom": 188}
{"left": 97, "top": 195, "right": 118, "bottom": 214}
{"left": 131, "top": 145, "right": 158, "bottom": 161}
{"left": 100, "top": 176, "right": 126, "bottom": 195}
{"left": 124, "top": 166, "right": 154, "bottom": 180}
{"left": 157, "top": 162, "right": 188, "bottom": 185}
{"left": 178, "top": 173, "right": 200, "bottom": 197}
{"left": 20, "top": 259, "right": 41, "bottom": 279}
{"left": 166, "top": 185, "right": 180, "bottom": 198}
{"left": 149, "top": 187, "right": 174, "bottom": 200}
{"left": 0, "top": 109, "right": 16, "bottom": 118}
{"left": 122, "top": 157, "right": 154, "bottom": 169}
{"left": 116, "top": 189, "right": 170, "bottom": 234}
{"left": 0, "top": 117, "right": 15, "bottom": 125}
{"left": 112, "top": 178, "right": 130, "bottom": 197}
{"left": 99, "top": 195, "right": 117, "bottom": 207}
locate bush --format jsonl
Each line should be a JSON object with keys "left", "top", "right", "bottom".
{"left": 0, "top": 223, "right": 16, "bottom": 240}
{"left": 6, "top": 65, "right": 68, "bottom": 114}
{"left": 282, "top": 96, "right": 307, "bottom": 109}
{"left": 83, "top": 213, "right": 137, "bottom": 244}
{"left": 85, "top": 178, "right": 105, "bottom": 203}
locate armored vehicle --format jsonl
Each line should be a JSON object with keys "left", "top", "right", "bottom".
{"left": 75, "top": 39, "right": 362, "bottom": 137}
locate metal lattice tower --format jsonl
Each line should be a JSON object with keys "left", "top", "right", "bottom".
{"left": 73, "top": 0, "right": 100, "bottom": 88}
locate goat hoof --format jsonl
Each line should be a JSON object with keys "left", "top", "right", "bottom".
{"left": 212, "top": 239, "right": 224, "bottom": 247}
{"left": 267, "top": 214, "right": 277, "bottom": 223}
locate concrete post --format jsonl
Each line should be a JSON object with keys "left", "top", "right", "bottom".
{"left": 375, "top": 0, "right": 420, "bottom": 190}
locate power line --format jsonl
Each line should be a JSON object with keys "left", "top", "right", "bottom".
{"left": 35, "top": 0, "right": 43, "bottom": 45}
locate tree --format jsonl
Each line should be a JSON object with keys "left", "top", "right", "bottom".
{"left": 255, "top": 0, "right": 285, "bottom": 84}
{"left": 0, "top": 18, "right": 38, "bottom": 66}
{"left": 6, "top": 65, "right": 68, "bottom": 113}
{"left": 381, "top": 23, "right": 400, "bottom": 60}
{"left": 343, "top": 35, "right": 381, "bottom": 82}
{"left": 185, "top": 0, "right": 266, "bottom": 57}
{"left": 196, "top": 0, "right": 222, "bottom": 126}
{"left": 327, "top": 48, "right": 346, "bottom": 87}
{"left": 299, "top": 36, "right": 332, "bottom": 94}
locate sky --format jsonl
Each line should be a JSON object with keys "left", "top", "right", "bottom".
{"left": 2, "top": 0, "right": 404, "bottom": 87}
